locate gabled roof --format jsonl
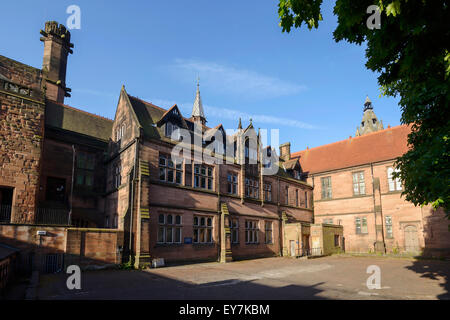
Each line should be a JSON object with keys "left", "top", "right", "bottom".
{"left": 282, "top": 158, "right": 300, "bottom": 171}
{"left": 126, "top": 94, "right": 166, "bottom": 139}
{"left": 127, "top": 93, "right": 215, "bottom": 139}
{"left": 291, "top": 125, "right": 411, "bottom": 175}
{"left": 45, "top": 100, "right": 113, "bottom": 141}
{"left": 156, "top": 104, "right": 189, "bottom": 128}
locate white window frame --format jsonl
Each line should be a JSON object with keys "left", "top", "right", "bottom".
{"left": 387, "top": 167, "right": 402, "bottom": 191}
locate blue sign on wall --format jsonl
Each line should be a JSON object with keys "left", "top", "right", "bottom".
{"left": 184, "top": 237, "right": 193, "bottom": 244}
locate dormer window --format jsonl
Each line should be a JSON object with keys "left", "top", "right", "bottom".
{"left": 165, "top": 122, "right": 180, "bottom": 140}
{"left": 293, "top": 170, "right": 301, "bottom": 180}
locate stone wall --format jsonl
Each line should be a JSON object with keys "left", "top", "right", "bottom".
{"left": 0, "top": 56, "right": 45, "bottom": 224}
{"left": 0, "top": 224, "right": 124, "bottom": 271}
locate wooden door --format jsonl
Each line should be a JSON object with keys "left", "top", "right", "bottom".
{"left": 404, "top": 225, "right": 419, "bottom": 252}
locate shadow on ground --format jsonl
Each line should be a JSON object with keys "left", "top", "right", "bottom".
{"left": 34, "top": 268, "right": 327, "bottom": 300}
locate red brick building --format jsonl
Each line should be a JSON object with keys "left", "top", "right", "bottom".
{"left": 292, "top": 101, "right": 450, "bottom": 257}
{"left": 1, "top": 21, "right": 448, "bottom": 271}
{"left": 0, "top": 21, "right": 314, "bottom": 268}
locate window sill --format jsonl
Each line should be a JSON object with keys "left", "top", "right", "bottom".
{"left": 355, "top": 233, "right": 369, "bottom": 236}
{"left": 245, "top": 242, "right": 261, "bottom": 245}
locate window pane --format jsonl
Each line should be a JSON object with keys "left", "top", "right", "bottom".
{"left": 167, "top": 215, "right": 173, "bottom": 225}
{"left": 166, "top": 227, "right": 173, "bottom": 243}
{"left": 175, "top": 215, "right": 181, "bottom": 225}
{"left": 86, "top": 173, "right": 93, "bottom": 186}
{"left": 207, "top": 229, "right": 212, "bottom": 242}
{"left": 175, "top": 228, "right": 181, "bottom": 243}
{"left": 208, "top": 178, "right": 212, "bottom": 190}
{"left": 200, "top": 228, "right": 205, "bottom": 243}
{"left": 159, "top": 168, "right": 166, "bottom": 181}
{"left": 158, "top": 214, "right": 165, "bottom": 224}
{"left": 194, "top": 176, "right": 199, "bottom": 187}
{"left": 207, "top": 217, "right": 212, "bottom": 227}
{"left": 200, "top": 217, "right": 205, "bottom": 226}
{"left": 193, "top": 217, "right": 198, "bottom": 226}
{"left": 167, "top": 169, "right": 174, "bottom": 182}
{"left": 201, "top": 177, "right": 206, "bottom": 188}
{"left": 176, "top": 171, "right": 182, "bottom": 184}
{"left": 158, "top": 227, "right": 165, "bottom": 243}
{"left": 193, "top": 229, "right": 198, "bottom": 242}
{"left": 159, "top": 156, "right": 166, "bottom": 166}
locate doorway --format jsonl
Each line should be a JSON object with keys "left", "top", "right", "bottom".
{"left": 0, "top": 187, "right": 13, "bottom": 222}
{"left": 404, "top": 225, "right": 420, "bottom": 253}
{"left": 290, "top": 240, "right": 296, "bottom": 257}
{"left": 302, "top": 235, "right": 310, "bottom": 256}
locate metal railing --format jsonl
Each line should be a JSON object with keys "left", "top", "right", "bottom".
{"left": 36, "top": 207, "right": 70, "bottom": 225}
{"left": 310, "top": 247, "right": 323, "bottom": 256}
{"left": 0, "top": 205, "right": 12, "bottom": 223}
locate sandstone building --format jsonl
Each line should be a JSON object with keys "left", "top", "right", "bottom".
{"left": 1, "top": 21, "right": 327, "bottom": 269}
{"left": 292, "top": 101, "right": 450, "bottom": 256}
{"left": 0, "top": 21, "right": 448, "bottom": 274}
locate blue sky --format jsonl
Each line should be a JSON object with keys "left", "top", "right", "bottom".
{"left": 0, "top": 0, "right": 402, "bottom": 152}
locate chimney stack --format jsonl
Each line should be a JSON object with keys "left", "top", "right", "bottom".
{"left": 279, "top": 142, "right": 291, "bottom": 161}
{"left": 40, "top": 21, "right": 73, "bottom": 103}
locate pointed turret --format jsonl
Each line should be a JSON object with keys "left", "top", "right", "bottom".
{"left": 363, "top": 95, "right": 373, "bottom": 111}
{"left": 191, "top": 78, "right": 206, "bottom": 125}
{"left": 355, "top": 96, "right": 384, "bottom": 136}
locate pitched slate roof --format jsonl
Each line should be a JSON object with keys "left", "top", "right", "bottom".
{"left": 45, "top": 101, "right": 113, "bottom": 141}
{"left": 291, "top": 125, "right": 411, "bottom": 174}
{"left": 126, "top": 93, "right": 214, "bottom": 139}
{"left": 282, "top": 158, "right": 300, "bottom": 171}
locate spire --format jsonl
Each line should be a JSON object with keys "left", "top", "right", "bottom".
{"left": 238, "top": 117, "right": 242, "bottom": 129}
{"left": 191, "top": 78, "right": 206, "bottom": 124}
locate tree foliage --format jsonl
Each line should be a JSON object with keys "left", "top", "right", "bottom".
{"left": 278, "top": 0, "right": 450, "bottom": 214}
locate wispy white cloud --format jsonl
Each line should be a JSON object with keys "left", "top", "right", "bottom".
{"left": 170, "top": 59, "right": 307, "bottom": 99}
{"left": 71, "top": 90, "right": 319, "bottom": 130}
{"left": 146, "top": 97, "right": 319, "bottom": 130}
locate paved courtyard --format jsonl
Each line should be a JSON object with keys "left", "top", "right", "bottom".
{"left": 36, "top": 255, "right": 449, "bottom": 300}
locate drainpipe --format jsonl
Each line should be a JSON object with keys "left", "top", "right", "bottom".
{"left": 68, "top": 145, "right": 75, "bottom": 225}
{"left": 128, "top": 137, "right": 139, "bottom": 262}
